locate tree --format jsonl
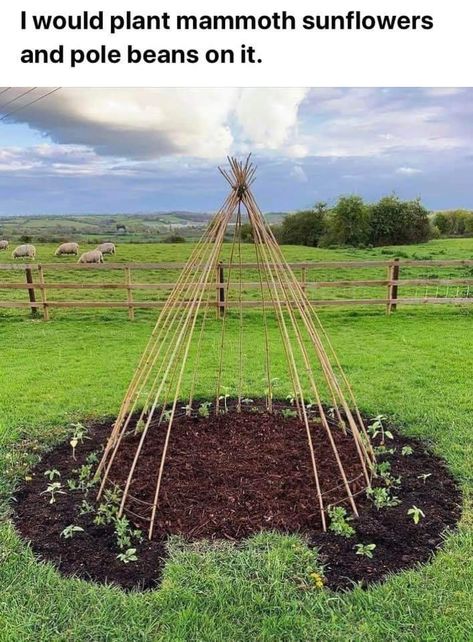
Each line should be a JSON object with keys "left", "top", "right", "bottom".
{"left": 433, "top": 212, "right": 449, "bottom": 235}
{"left": 433, "top": 210, "right": 473, "bottom": 236}
{"left": 163, "top": 234, "right": 185, "bottom": 243}
{"left": 239, "top": 223, "right": 254, "bottom": 242}
{"left": 328, "top": 196, "right": 369, "bottom": 246}
{"left": 404, "top": 199, "right": 431, "bottom": 243}
{"left": 278, "top": 202, "right": 327, "bottom": 246}
{"left": 368, "top": 196, "right": 430, "bottom": 245}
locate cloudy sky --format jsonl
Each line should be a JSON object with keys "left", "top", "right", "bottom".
{"left": 0, "top": 87, "right": 471, "bottom": 215}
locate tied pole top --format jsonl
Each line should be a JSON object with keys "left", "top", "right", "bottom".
{"left": 219, "top": 155, "right": 256, "bottom": 203}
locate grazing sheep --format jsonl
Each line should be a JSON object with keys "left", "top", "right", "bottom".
{"left": 12, "top": 244, "right": 36, "bottom": 259}
{"left": 78, "top": 250, "right": 104, "bottom": 264}
{"left": 0, "top": 240, "right": 8, "bottom": 250}
{"left": 55, "top": 242, "right": 79, "bottom": 256}
{"left": 96, "top": 242, "right": 116, "bottom": 255}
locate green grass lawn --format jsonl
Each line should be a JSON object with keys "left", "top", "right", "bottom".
{"left": 1, "top": 239, "right": 473, "bottom": 641}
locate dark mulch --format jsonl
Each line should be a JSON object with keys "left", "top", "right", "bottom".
{"left": 13, "top": 404, "right": 461, "bottom": 591}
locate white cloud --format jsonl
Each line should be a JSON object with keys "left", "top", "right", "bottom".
{"left": 1, "top": 88, "right": 308, "bottom": 161}
{"left": 234, "top": 89, "right": 308, "bottom": 148}
{"left": 396, "top": 166, "right": 423, "bottom": 175}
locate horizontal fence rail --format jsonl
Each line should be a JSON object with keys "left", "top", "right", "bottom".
{"left": 1, "top": 258, "right": 473, "bottom": 319}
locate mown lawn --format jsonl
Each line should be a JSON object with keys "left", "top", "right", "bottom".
{"left": 1, "top": 239, "right": 473, "bottom": 641}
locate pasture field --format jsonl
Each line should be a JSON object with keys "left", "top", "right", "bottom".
{"left": 0, "top": 238, "right": 473, "bottom": 641}
{"left": 2, "top": 237, "right": 473, "bottom": 317}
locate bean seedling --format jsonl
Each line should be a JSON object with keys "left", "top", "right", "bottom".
{"left": 368, "top": 415, "right": 393, "bottom": 444}
{"left": 366, "top": 486, "right": 400, "bottom": 509}
{"left": 328, "top": 506, "right": 355, "bottom": 538}
{"left": 281, "top": 408, "right": 298, "bottom": 419}
{"left": 198, "top": 401, "right": 212, "bottom": 418}
{"left": 407, "top": 505, "right": 425, "bottom": 524}
{"left": 60, "top": 525, "right": 84, "bottom": 539}
{"left": 354, "top": 543, "right": 376, "bottom": 558}
{"left": 44, "top": 469, "right": 60, "bottom": 481}
{"left": 117, "top": 548, "right": 138, "bottom": 564}
{"left": 41, "top": 482, "right": 65, "bottom": 504}
{"left": 70, "top": 422, "right": 89, "bottom": 459}
{"left": 417, "top": 473, "right": 432, "bottom": 483}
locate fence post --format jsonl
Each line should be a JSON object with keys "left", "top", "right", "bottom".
{"left": 125, "top": 266, "right": 135, "bottom": 320}
{"left": 217, "top": 261, "right": 225, "bottom": 318}
{"left": 25, "top": 266, "right": 38, "bottom": 317}
{"left": 387, "top": 258, "right": 400, "bottom": 314}
{"left": 37, "top": 265, "right": 49, "bottom": 320}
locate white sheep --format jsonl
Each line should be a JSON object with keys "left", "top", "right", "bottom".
{"left": 78, "top": 250, "right": 104, "bottom": 264}
{"left": 0, "top": 240, "right": 8, "bottom": 250}
{"left": 12, "top": 244, "right": 36, "bottom": 259}
{"left": 55, "top": 242, "right": 79, "bottom": 256}
{"left": 96, "top": 242, "right": 116, "bottom": 255}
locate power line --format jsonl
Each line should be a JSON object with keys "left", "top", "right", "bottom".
{"left": 0, "top": 87, "right": 61, "bottom": 123}
{"left": 0, "top": 87, "right": 11, "bottom": 97}
{"left": 0, "top": 87, "right": 38, "bottom": 112}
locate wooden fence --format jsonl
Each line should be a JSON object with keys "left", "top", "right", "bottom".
{"left": 1, "top": 258, "right": 473, "bottom": 319}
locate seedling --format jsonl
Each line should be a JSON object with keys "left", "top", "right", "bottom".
{"left": 407, "top": 505, "right": 425, "bottom": 524}
{"left": 86, "top": 451, "right": 99, "bottom": 465}
{"left": 114, "top": 515, "right": 143, "bottom": 550}
{"left": 117, "top": 548, "right": 138, "bottom": 564}
{"left": 328, "top": 506, "right": 355, "bottom": 538}
{"left": 94, "top": 487, "right": 122, "bottom": 526}
{"left": 401, "top": 445, "right": 413, "bottom": 456}
{"left": 374, "top": 445, "right": 396, "bottom": 456}
{"left": 366, "top": 486, "right": 400, "bottom": 509}
{"left": 79, "top": 499, "right": 95, "bottom": 515}
{"left": 41, "top": 482, "right": 65, "bottom": 504}
{"left": 198, "top": 401, "right": 212, "bottom": 418}
{"left": 368, "top": 415, "right": 393, "bottom": 444}
{"left": 70, "top": 422, "right": 89, "bottom": 459}
{"left": 218, "top": 387, "right": 231, "bottom": 413}
{"left": 44, "top": 469, "right": 60, "bottom": 481}
{"left": 183, "top": 403, "right": 193, "bottom": 416}
{"left": 241, "top": 398, "right": 254, "bottom": 405}
{"left": 68, "top": 463, "right": 96, "bottom": 494}
{"left": 281, "top": 408, "right": 298, "bottom": 419}
{"left": 161, "top": 409, "right": 173, "bottom": 423}
{"left": 376, "top": 461, "right": 391, "bottom": 476}
{"left": 417, "top": 473, "right": 432, "bottom": 484}
{"left": 60, "top": 525, "right": 84, "bottom": 539}
{"left": 375, "top": 462, "right": 401, "bottom": 488}
{"left": 135, "top": 418, "right": 146, "bottom": 434}
{"left": 354, "top": 543, "right": 376, "bottom": 558}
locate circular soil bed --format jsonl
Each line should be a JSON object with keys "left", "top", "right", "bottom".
{"left": 13, "top": 404, "right": 461, "bottom": 591}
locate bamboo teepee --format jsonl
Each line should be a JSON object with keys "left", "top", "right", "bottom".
{"left": 96, "top": 157, "right": 375, "bottom": 538}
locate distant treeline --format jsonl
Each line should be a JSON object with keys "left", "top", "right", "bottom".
{"left": 241, "top": 195, "right": 433, "bottom": 247}
{"left": 432, "top": 210, "right": 473, "bottom": 237}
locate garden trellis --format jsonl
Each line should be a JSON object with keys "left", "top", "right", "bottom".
{"left": 96, "top": 157, "right": 375, "bottom": 538}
